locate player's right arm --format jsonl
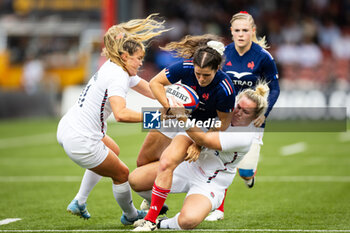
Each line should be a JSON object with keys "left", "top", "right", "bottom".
{"left": 109, "top": 95, "right": 142, "bottom": 122}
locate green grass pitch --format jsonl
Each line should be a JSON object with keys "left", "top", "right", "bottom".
{"left": 0, "top": 118, "right": 349, "bottom": 232}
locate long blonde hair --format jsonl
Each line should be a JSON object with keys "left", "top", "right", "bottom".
{"left": 102, "top": 13, "right": 169, "bottom": 70}
{"left": 230, "top": 12, "right": 269, "bottom": 49}
{"left": 237, "top": 82, "right": 269, "bottom": 118}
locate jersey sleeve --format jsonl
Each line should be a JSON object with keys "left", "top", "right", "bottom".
{"left": 216, "top": 77, "right": 236, "bottom": 112}
{"left": 265, "top": 78, "right": 280, "bottom": 117}
{"left": 108, "top": 73, "right": 129, "bottom": 99}
{"left": 261, "top": 53, "right": 280, "bottom": 117}
{"left": 165, "top": 61, "right": 191, "bottom": 84}
{"left": 129, "top": 75, "right": 141, "bottom": 88}
{"left": 261, "top": 50, "right": 279, "bottom": 81}
{"left": 219, "top": 131, "right": 253, "bottom": 153}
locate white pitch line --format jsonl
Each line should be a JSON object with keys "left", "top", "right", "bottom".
{"left": 0, "top": 127, "right": 142, "bottom": 150}
{"left": 280, "top": 142, "right": 307, "bottom": 156}
{"left": 258, "top": 176, "right": 350, "bottom": 182}
{"left": 0, "top": 218, "right": 21, "bottom": 226}
{"left": 0, "top": 133, "right": 55, "bottom": 149}
{"left": 0, "top": 176, "right": 350, "bottom": 183}
{"left": 339, "top": 131, "right": 350, "bottom": 142}
{"left": 0, "top": 229, "right": 350, "bottom": 232}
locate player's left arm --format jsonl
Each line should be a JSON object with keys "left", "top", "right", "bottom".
{"left": 215, "top": 110, "right": 233, "bottom": 131}
{"left": 185, "top": 112, "right": 231, "bottom": 162}
{"left": 261, "top": 56, "right": 280, "bottom": 118}
{"left": 173, "top": 101, "right": 222, "bottom": 150}
{"left": 131, "top": 79, "right": 155, "bottom": 99}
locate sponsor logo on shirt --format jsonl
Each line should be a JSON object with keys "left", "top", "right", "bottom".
{"left": 226, "top": 71, "right": 252, "bottom": 79}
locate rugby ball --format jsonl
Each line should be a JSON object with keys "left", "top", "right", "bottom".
{"left": 165, "top": 83, "right": 199, "bottom": 113}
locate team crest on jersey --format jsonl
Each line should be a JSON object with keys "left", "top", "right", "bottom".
{"left": 247, "top": 61, "right": 255, "bottom": 70}
{"left": 210, "top": 192, "right": 215, "bottom": 198}
{"left": 226, "top": 61, "right": 232, "bottom": 66}
{"left": 202, "top": 93, "right": 209, "bottom": 100}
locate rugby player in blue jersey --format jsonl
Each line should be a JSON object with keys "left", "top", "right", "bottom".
{"left": 205, "top": 11, "right": 280, "bottom": 221}
{"left": 133, "top": 34, "right": 235, "bottom": 231}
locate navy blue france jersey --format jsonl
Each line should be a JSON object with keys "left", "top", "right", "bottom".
{"left": 165, "top": 60, "right": 235, "bottom": 121}
{"left": 223, "top": 42, "right": 280, "bottom": 117}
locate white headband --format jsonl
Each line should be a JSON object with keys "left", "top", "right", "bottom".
{"left": 207, "top": 41, "right": 225, "bottom": 56}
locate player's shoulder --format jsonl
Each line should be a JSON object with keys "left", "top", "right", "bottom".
{"left": 225, "top": 42, "right": 236, "bottom": 51}
{"left": 99, "top": 60, "right": 128, "bottom": 79}
{"left": 167, "top": 59, "right": 193, "bottom": 71}
{"left": 216, "top": 71, "right": 235, "bottom": 96}
{"left": 182, "top": 59, "right": 194, "bottom": 68}
{"left": 251, "top": 42, "right": 274, "bottom": 61}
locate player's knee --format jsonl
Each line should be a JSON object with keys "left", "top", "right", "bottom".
{"left": 128, "top": 170, "right": 140, "bottom": 191}
{"left": 178, "top": 212, "right": 200, "bottom": 230}
{"left": 158, "top": 156, "right": 177, "bottom": 173}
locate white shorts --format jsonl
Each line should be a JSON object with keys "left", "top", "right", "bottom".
{"left": 57, "top": 118, "right": 108, "bottom": 169}
{"left": 170, "top": 161, "right": 235, "bottom": 210}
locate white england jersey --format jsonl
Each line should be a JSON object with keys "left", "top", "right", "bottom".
{"left": 62, "top": 60, "right": 141, "bottom": 140}
{"left": 193, "top": 124, "right": 255, "bottom": 181}
{"left": 170, "top": 124, "right": 256, "bottom": 208}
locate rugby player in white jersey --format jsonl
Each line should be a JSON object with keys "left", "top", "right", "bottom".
{"left": 57, "top": 14, "right": 168, "bottom": 225}
{"left": 130, "top": 83, "right": 269, "bottom": 231}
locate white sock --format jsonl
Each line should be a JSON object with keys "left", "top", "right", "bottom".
{"left": 112, "top": 182, "right": 138, "bottom": 219}
{"left": 160, "top": 212, "right": 182, "bottom": 229}
{"left": 136, "top": 190, "right": 152, "bottom": 203}
{"left": 75, "top": 169, "right": 102, "bottom": 205}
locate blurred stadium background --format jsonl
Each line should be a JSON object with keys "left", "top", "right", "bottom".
{"left": 0, "top": 0, "right": 349, "bottom": 118}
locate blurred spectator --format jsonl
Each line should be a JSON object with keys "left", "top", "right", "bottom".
{"left": 317, "top": 16, "right": 341, "bottom": 50}
{"left": 298, "top": 36, "right": 323, "bottom": 68}
{"left": 22, "top": 53, "right": 44, "bottom": 95}
{"left": 281, "top": 16, "right": 303, "bottom": 44}
{"left": 331, "top": 27, "right": 350, "bottom": 59}
{"left": 275, "top": 42, "right": 299, "bottom": 66}
{"left": 165, "top": 16, "right": 187, "bottom": 41}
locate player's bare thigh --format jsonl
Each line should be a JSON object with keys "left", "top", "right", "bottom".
{"left": 90, "top": 149, "right": 129, "bottom": 185}
{"left": 137, "top": 129, "right": 171, "bottom": 167}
